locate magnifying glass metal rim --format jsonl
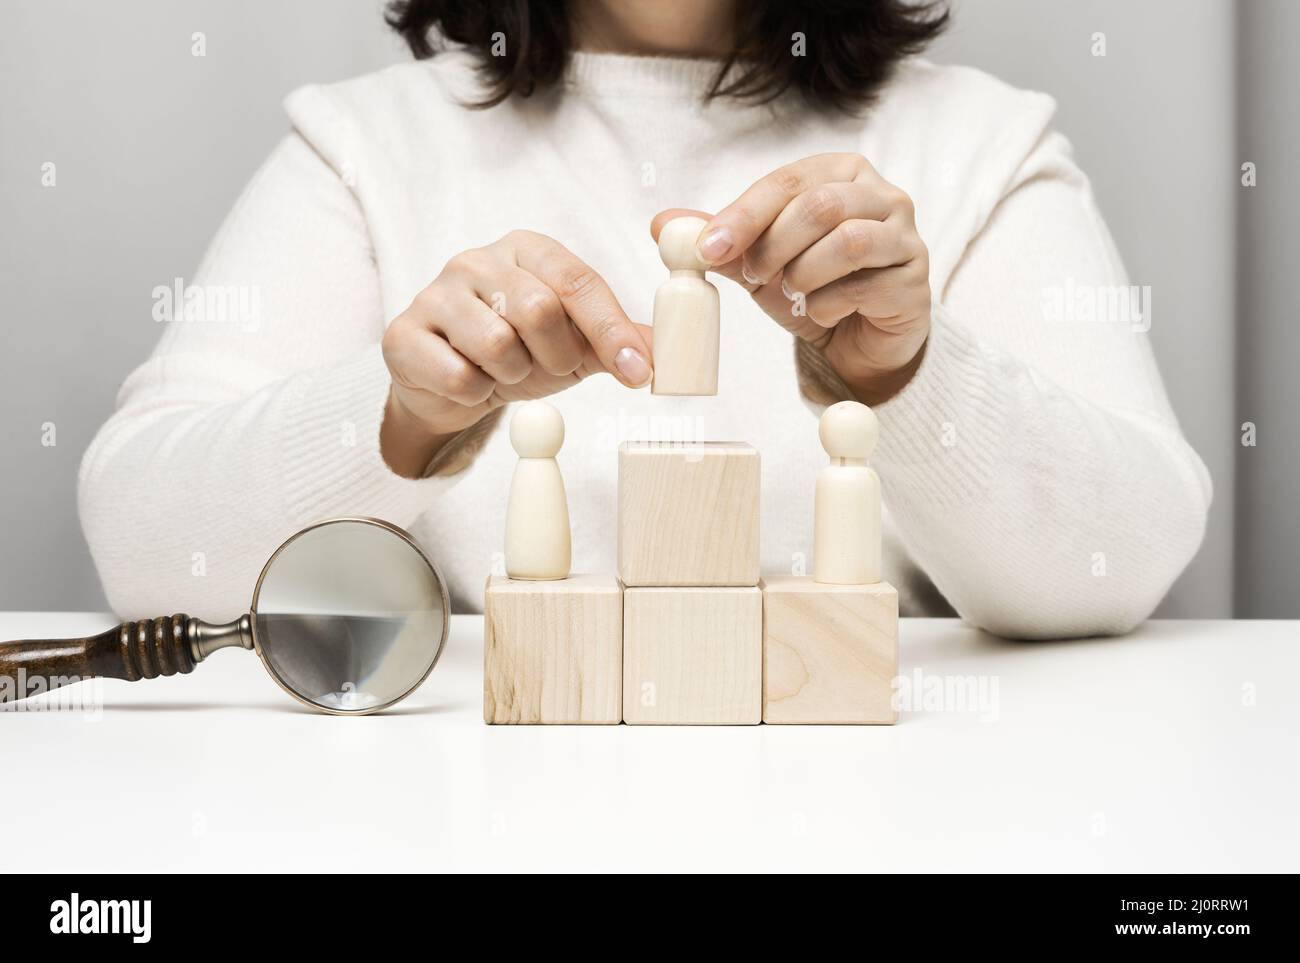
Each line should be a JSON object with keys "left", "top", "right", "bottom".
{"left": 249, "top": 516, "right": 451, "bottom": 717}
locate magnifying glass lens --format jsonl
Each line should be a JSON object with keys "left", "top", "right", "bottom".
{"left": 253, "top": 521, "right": 446, "bottom": 712}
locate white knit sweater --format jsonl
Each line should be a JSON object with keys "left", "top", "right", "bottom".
{"left": 78, "top": 51, "right": 1211, "bottom": 639}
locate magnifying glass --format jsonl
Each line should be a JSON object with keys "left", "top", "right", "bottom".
{"left": 0, "top": 517, "right": 450, "bottom": 715}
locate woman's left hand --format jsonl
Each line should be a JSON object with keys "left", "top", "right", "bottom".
{"left": 653, "top": 153, "right": 931, "bottom": 405}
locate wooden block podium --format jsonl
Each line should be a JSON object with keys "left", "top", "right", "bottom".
{"left": 484, "top": 411, "right": 898, "bottom": 727}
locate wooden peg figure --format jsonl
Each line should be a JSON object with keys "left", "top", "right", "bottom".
{"left": 651, "top": 215, "right": 720, "bottom": 396}
{"left": 504, "top": 400, "right": 571, "bottom": 580}
{"left": 813, "top": 400, "right": 882, "bottom": 585}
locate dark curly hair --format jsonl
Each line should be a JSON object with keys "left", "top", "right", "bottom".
{"left": 385, "top": 0, "right": 949, "bottom": 112}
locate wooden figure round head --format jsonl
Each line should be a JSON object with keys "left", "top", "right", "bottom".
{"left": 510, "top": 400, "right": 565, "bottom": 458}
{"left": 819, "top": 400, "right": 879, "bottom": 460}
{"left": 657, "top": 216, "right": 711, "bottom": 273}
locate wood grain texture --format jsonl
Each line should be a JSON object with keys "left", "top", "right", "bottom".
{"left": 761, "top": 576, "right": 898, "bottom": 724}
{"left": 483, "top": 574, "right": 622, "bottom": 724}
{"left": 618, "top": 442, "right": 760, "bottom": 587}
{"left": 622, "top": 586, "right": 761, "bottom": 725}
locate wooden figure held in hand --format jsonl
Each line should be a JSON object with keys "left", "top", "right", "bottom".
{"left": 651, "top": 215, "right": 720, "bottom": 396}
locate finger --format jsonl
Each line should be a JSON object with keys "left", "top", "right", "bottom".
{"left": 492, "top": 318, "right": 652, "bottom": 402}
{"left": 745, "top": 184, "right": 897, "bottom": 286}
{"left": 474, "top": 267, "right": 588, "bottom": 377}
{"left": 449, "top": 246, "right": 588, "bottom": 378}
{"left": 782, "top": 218, "right": 918, "bottom": 298}
{"left": 387, "top": 320, "right": 497, "bottom": 407}
{"left": 804, "top": 266, "right": 918, "bottom": 328}
{"left": 491, "top": 340, "right": 603, "bottom": 403}
{"left": 696, "top": 153, "right": 869, "bottom": 272}
{"left": 436, "top": 293, "right": 533, "bottom": 386}
{"left": 511, "top": 233, "right": 653, "bottom": 388}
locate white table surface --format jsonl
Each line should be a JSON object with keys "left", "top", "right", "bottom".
{"left": 0, "top": 612, "right": 1295, "bottom": 873}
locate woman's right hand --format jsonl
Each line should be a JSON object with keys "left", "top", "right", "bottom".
{"left": 379, "top": 230, "right": 654, "bottom": 477}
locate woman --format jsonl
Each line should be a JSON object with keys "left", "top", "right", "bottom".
{"left": 78, "top": 0, "right": 1210, "bottom": 639}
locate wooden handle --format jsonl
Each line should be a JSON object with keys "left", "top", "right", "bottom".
{"left": 0, "top": 615, "right": 196, "bottom": 703}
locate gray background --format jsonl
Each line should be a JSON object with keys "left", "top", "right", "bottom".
{"left": 0, "top": 0, "right": 1293, "bottom": 616}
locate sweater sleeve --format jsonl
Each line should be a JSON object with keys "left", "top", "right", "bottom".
{"left": 78, "top": 133, "right": 464, "bottom": 621}
{"left": 869, "top": 130, "right": 1210, "bottom": 639}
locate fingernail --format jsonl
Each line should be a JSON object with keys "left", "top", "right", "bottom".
{"left": 780, "top": 279, "right": 794, "bottom": 299}
{"left": 697, "top": 227, "right": 733, "bottom": 263}
{"left": 614, "top": 347, "right": 652, "bottom": 387}
{"left": 741, "top": 263, "right": 765, "bottom": 286}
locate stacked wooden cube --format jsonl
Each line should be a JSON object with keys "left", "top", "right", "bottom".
{"left": 484, "top": 440, "right": 898, "bottom": 725}
{"left": 619, "top": 441, "right": 763, "bottom": 724}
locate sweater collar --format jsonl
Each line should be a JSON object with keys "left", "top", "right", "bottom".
{"left": 562, "top": 50, "right": 740, "bottom": 100}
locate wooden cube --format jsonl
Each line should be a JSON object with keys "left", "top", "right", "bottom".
{"left": 484, "top": 574, "right": 622, "bottom": 724}
{"left": 761, "top": 576, "right": 898, "bottom": 724}
{"left": 622, "top": 586, "right": 761, "bottom": 725}
{"left": 618, "top": 441, "right": 760, "bottom": 587}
